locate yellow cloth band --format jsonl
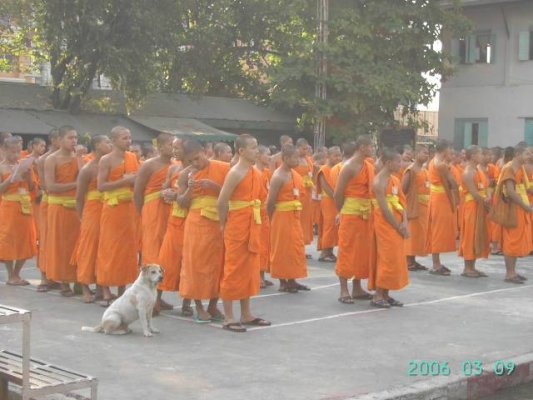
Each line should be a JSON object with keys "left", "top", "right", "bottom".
{"left": 516, "top": 184, "right": 530, "bottom": 206}
{"left": 430, "top": 184, "right": 445, "bottom": 193}
{"left": 86, "top": 190, "right": 103, "bottom": 202}
{"left": 190, "top": 195, "right": 219, "bottom": 221}
{"left": 2, "top": 193, "right": 32, "bottom": 215}
{"left": 340, "top": 197, "right": 371, "bottom": 219}
{"left": 103, "top": 187, "right": 133, "bottom": 206}
{"left": 372, "top": 195, "right": 404, "bottom": 213}
{"left": 171, "top": 202, "right": 187, "bottom": 218}
{"left": 418, "top": 194, "right": 430, "bottom": 205}
{"left": 228, "top": 199, "right": 262, "bottom": 224}
{"left": 464, "top": 189, "right": 487, "bottom": 203}
{"left": 47, "top": 195, "right": 76, "bottom": 208}
{"left": 275, "top": 200, "right": 302, "bottom": 211}
{"left": 42, "top": 193, "right": 48, "bottom": 203}
{"left": 302, "top": 175, "right": 315, "bottom": 188}
{"left": 144, "top": 191, "right": 161, "bottom": 204}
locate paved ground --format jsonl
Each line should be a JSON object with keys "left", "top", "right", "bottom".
{"left": 1, "top": 242, "right": 533, "bottom": 400}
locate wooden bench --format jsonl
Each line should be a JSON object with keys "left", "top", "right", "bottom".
{"left": 0, "top": 305, "right": 97, "bottom": 400}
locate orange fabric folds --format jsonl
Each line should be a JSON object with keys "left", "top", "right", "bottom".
{"left": 259, "top": 168, "right": 271, "bottom": 271}
{"left": 220, "top": 167, "right": 262, "bottom": 300}
{"left": 294, "top": 158, "right": 314, "bottom": 245}
{"left": 317, "top": 165, "right": 338, "bottom": 250}
{"left": 404, "top": 167, "right": 429, "bottom": 257}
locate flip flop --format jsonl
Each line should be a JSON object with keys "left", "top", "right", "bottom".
{"left": 387, "top": 297, "right": 404, "bottom": 307}
{"left": 295, "top": 283, "right": 311, "bottom": 291}
{"left": 181, "top": 307, "right": 194, "bottom": 317}
{"left": 287, "top": 286, "right": 298, "bottom": 294}
{"left": 318, "top": 255, "right": 337, "bottom": 263}
{"left": 6, "top": 280, "right": 30, "bottom": 286}
{"left": 60, "top": 289, "right": 76, "bottom": 297}
{"left": 414, "top": 262, "right": 428, "bottom": 271}
{"left": 517, "top": 274, "right": 528, "bottom": 281}
{"left": 370, "top": 299, "right": 391, "bottom": 309}
{"left": 461, "top": 272, "right": 483, "bottom": 278}
{"left": 36, "top": 284, "right": 49, "bottom": 292}
{"left": 504, "top": 276, "right": 524, "bottom": 285}
{"left": 222, "top": 322, "right": 246, "bottom": 333}
{"left": 209, "top": 311, "right": 225, "bottom": 322}
{"left": 338, "top": 296, "right": 354, "bottom": 304}
{"left": 430, "top": 268, "right": 450, "bottom": 276}
{"left": 194, "top": 315, "right": 212, "bottom": 324}
{"left": 242, "top": 318, "right": 271, "bottom": 326}
{"left": 352, "top": 293, "right": 373, "bottom": 300}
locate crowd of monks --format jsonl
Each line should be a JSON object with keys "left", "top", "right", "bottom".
{"left": 0, "top": 127, "right": 532, "bottom": 332}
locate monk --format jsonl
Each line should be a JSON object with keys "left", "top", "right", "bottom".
{"left": 217, "top": 134, "right": 271, "bottom": 332}
{"left": 393, "top": 145, "right": 414, "bottom": 179}
{"left": 270, "top": 135, "right": 293, "bottom": 170}
{"left": 158, "top": 138, "right": 192, "bottom": 316}
{"left": 35, "top": 129, "right": 60, "bottom": 292}
{"left": 130, "top": 143, "right": 143, "bottom": 164}
{"left": 334, "top": 135, "right": 375, "bottom": 304}
{"left": 27, "top": 138, "right": 46, "bottom": 238}
{"left": 402, "top": 145, "right": 430, "bottom": 271}
{"left": 426, "top": 139, "right": 458, "bottom": 276}
{"left": 495, "top": 143, "right": 532, "bottom": 284}
{"left": 204, "top": 142, "right": 214, "bottom": 159}
{"left": 267, "top": 144, "right": 308, "bottom": 293}
{"left": 311, "top": 151, "right": 325, "bottom": 235}
{"left": 0, "top": 132, "right": 13, "bottom": 163}
{"left": 44, "top": 125, "right": 81, "bottom": 296}
{"left": 0, "top": 137, "right": 37, "bottom": 285}
{"left": 317, "top": 146, "right": 342, "bottom": 262}
{"left": 177, "top": 140, "right": 229, "bottom": 322}
{"left": 369, "top": 148, "right": 409, "bottom": 308}
{"left": 134, "top": 133, "right": 174, "bottom": 313}
{"left": 256, "top": 145, "right": 273, "bottom": 288}
{"left": 72, "top": 135, "right": 112, "bottom": 303}
{"left": 458, "top": 145, "right": 491, "bottom": 278}
{"left": 213, "top": 142, "right": 233, "bottom": 163}
{"left": 96, "top": 126, "right": 139, "bottom": 306}
{"left": 294, "top": 138, "right": 315, "bottom": 249}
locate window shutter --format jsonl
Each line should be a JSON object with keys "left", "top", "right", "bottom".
{"left": 489, "top": 33, "right": 496, "bottom": 64}
{"left": 463, "top": 122, "right": 473, "bottom": 147}
{"left": 519, "top": 31, "right": 530, "bottom": 61}
{"left": 479, "top": 121, "right": 489, "bottom": 147}
{"left": 450, "top": 38, "right": 460, "bottom": 60}
{"left": 466, "top": 35, "right": 477, "bottom": 63}
{"left": 525, "top": 119, "right": 533, "bottom": 145}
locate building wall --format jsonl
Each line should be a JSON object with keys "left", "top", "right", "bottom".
{"left": 439, "top": 0, "right": 533, "bottom": 147}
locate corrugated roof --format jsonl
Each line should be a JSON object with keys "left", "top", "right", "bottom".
{"left": 129, "top": 115, "right": 236, "bottom": 141}
{"left": 0, "top": 109, "right": 54, "bottom": 134}
{"left": 440, "top": 0, "right": 523, "bottom": 7}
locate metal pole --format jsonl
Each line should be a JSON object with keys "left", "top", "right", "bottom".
{"left": 314, "top": 0, "right": 328, "bottom": 149}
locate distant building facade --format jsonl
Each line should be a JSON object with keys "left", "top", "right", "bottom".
{"left": 439, "top": 0, "right": 533, "bottom": 148}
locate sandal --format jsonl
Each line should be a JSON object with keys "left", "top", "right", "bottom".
{"left": 414, "top": 262, "right": 428, "bottom": 271}
{"left": 370, "top": 299, "right": 391, "bottom": 309}
{"left": 338, "top": 296, "right": 354, "bottom": 304}
{"left": 461, "top": 272, "right": 483, "bottom": 278}
{"left": 352, "top": 293, "right": 373, "bottom": 300}
{"left": 517, "top": 274, "right": 527, "bottom": 281}
{"left": 222, "top": 322, "right": 247, "bottom": 333}
{"left": 209, "top": 310, "right": 225, "bottom": 322}
{"left": 193, "top": 316, "right": 212, "bottom": 324}
{"left": 430, "top": 267, "right": 451, "bottom": 276}
{"left": 36, "top": 284, "right": 50, "bottom": 292}
{"left": 387, "top": 297, "right": 404, "bottom": 307}
{"left": 181, "top": 307, "right": 194, "bottom": 317}
{"left": 318, "top": 255, "right": 337, "bottom": 263}
{"left": 504, "top": 276, "right": 524, "bottom": 285}
{"left": 242, "top": 318, "right": 271, "bottom": 326}
{"left": 60, "top": 289, "right": 75, "bottom": 297}
{"left": 295, "top": 283, "right": 311, "bottom": 291}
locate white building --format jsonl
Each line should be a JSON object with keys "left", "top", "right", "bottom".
{"left": 439, "top": 0, "right": 533, "bottom": 148}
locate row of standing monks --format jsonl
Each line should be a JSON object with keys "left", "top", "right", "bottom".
{"left": 1, "top": 128, "right": 532, "bottom": 331}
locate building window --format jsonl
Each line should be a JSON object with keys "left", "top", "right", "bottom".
{"left": 518, "top": 31, "right": 533, "bottom": 61}
{"left": 454, "top": 32, "right": 495, "bottom": 64}
{"left": 525, "top": 119, "right": 533, "bottom": 145}
{"left": 454, "top": 119, "right": 488, "bottom": 148}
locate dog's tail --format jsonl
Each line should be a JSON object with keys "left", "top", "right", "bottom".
{"left": 81, "top": 324, "right": 104, "bottom": 333}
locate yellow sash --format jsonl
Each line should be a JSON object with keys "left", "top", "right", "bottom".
{"left": 430, "top": 184, "right": 445, "bottom": 193}
{"left": 86, "top": 190, "right": 103, "bottom": 202}
{"left": 2, "top": 193, "right": 32, "bottom": 215}
{"left": 103, "top": 187, "right": 133, "bottom": 206}
{"left": 302, "top": 175, "right": 315, "bottom": 188}
{"left": 418, "top": 194, "right": 430, "bottom": 205}
{"left": 228, "top": 199, "right": 262, "bottom": 224}
{"left": 340, "top": 197, "right": 371, "bottom": 219}
{"left": 275, "top": 200, "right": 302, "bottom": 211}
{"left": 42, "top": 193, "right": 48, "bottom": 203}
{"left": 190, "top": 195, "right": 219, "bottom": 221}
{"left": 144, "top": 191, "right": 161, "bottom": 204}
{"left": 516, "top": 184, "right": 530, "bottom": 206}
{"left": 464, "top": 189, "right": 487, "bottom": 203}
{"left": 171, "top": 202, "right": 187, "bottom": 218}
{"left": 372, "top": 195, "right": 404, "bottom": 213}
{"left": 48, "top": 195, "right": 76, "bottom": 208}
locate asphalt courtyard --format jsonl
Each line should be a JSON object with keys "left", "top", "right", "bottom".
{"left": 1, "top": 243, "right": 533, "bottom": 400}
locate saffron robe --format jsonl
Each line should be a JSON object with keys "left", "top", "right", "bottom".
{"left": 294, "top": 157, "right": 314, "bottom": 245}
{"left": 404, "top": 166, "right": 429, "bottom": 257}
{"left": 316, "top": 164, "right": 338, "bottom": 250}
{"left": 259, "top": 167, "right": 271, "bottom": 271}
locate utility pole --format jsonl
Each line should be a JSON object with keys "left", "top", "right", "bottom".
{"left": 314, "top": 0, "right": 328, "bottom": 150}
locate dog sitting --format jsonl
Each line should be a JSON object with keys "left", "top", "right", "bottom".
{"left": 82, "top": 264, "right": 163, "bottom": 337}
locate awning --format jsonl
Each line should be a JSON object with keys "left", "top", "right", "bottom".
{"left": 0, "top": 109, "right": 55, "bottom": 135}
{"left": 128, "top": 115, "right": 237, "bottom": 142}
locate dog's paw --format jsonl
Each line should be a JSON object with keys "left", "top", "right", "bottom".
{"left": 143, "top": 331, "right": 153, "bottom": 337}
{"left": 150, "top": 327, "right": 160, "bottom": 334}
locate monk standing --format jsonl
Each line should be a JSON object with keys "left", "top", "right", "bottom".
{"left": 96, "top": 126, "right": 139, "bottom": 306}
{"left": 44, "top": 125, "right": 81, "bottom": 296}
{"left": 334, "top": 135, "right": 375, "bottom": 304}
{"left": 402, "top": 145, "right": 430, "bottom": 271}
{"left": 317, "top": 146, "right": 342, "bottom": 262}
{"left": 267, "top": 144, "right": 308, "bottom": 293}
{"left": 458, "top": 145, "right": 490, "bottom": 278}
{"left": 178, "top": 140, "right": 229, "bottom": 322}
{"left": 426, "top": 139, "right": 458, "bottom": 276}
{"left": 256, "top": 145, "right": 273, "bottom": 288}
{"left": 270, "top": 135, "right": 293, "bottom": 170}
{"left": 73, "top": 135, "right": 112, "bottom": 303}
{"left": 369, "top": 148, "right": 409, "bottom": 308}
{"left": 0, "top": 132, "right": 13, "bottom": 163}
{"left": 495, "top": 143, "right": 532, "bottom": 284}
{"left": 213, "top": 142, "right": 233, "bottom": 163}
{"left": 294, "top": 138, "right": 315, "bottom": 251}
{"left": 0, "top": 137, "right": 37, "bottom": 285}
{"left": 158, "top": 138, "right": 192, "bottom": 316}
{"left": 217, "top": 134, "right": 271, "bottom": 332}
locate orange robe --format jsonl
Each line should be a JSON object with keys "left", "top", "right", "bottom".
{"left": 452, "top": 164, "right": 464, "bottom": 235}
{"left": 404, "top": 166, "right": 429, "bottom": 257}
{"left": 179, "top": 160, "right": 229, "bottom": 299}
{"left": 71, "top": 177, "right": 102, "bottom": 285}
{"left": 141, "top": 165, "right": 172, "bottom": 264}
{"left": 425, "top": 159, "right": 457, "bottom": 254}
{"left": 488, "top": 163, "right": 502, "bottom": 245}
{"left": 0, "top": 172, "right": 37, "bottom": 260}
{"left": 369, "top": 176, "right": 409, "bottom": 291}
{"left": 498, "top": 163, "right": 532, "bottom": 257}
{"left": 294, "top": 157, "right": 314, "bottom": 245}
{"left": 270, "top": 170, "right": 307, "bottom": 279}
{"left": 459, "top": 168, "right": 490, "bottom": 260}
{"left": 220, "top": 167, "right": 262, "bottom": 300}
{"left": 316, "top": 164, "right": 338, "bottom": 250}
{"left": 46, "top": 159, "right": 80, "bottom": 283}
{"left": 336, "top": 159, "right": 374, "bottom": 280}
{"left": 158, "top": 170, "right": 186, "bottom": 292}
{"left": 259, "top": 167, "right": 271, "bottom": 271}
{"left": 96, "top": 152, "right": 139, "bottom": 286}
{"left": 330, "top": 162, "right": 343, "bottom": 188}
{"left": 38, "top": 192, "right": 48, "bottom": 273}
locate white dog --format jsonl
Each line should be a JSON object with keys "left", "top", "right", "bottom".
{"left": 82, "top": 264, "right": 163, "bottom": 337}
